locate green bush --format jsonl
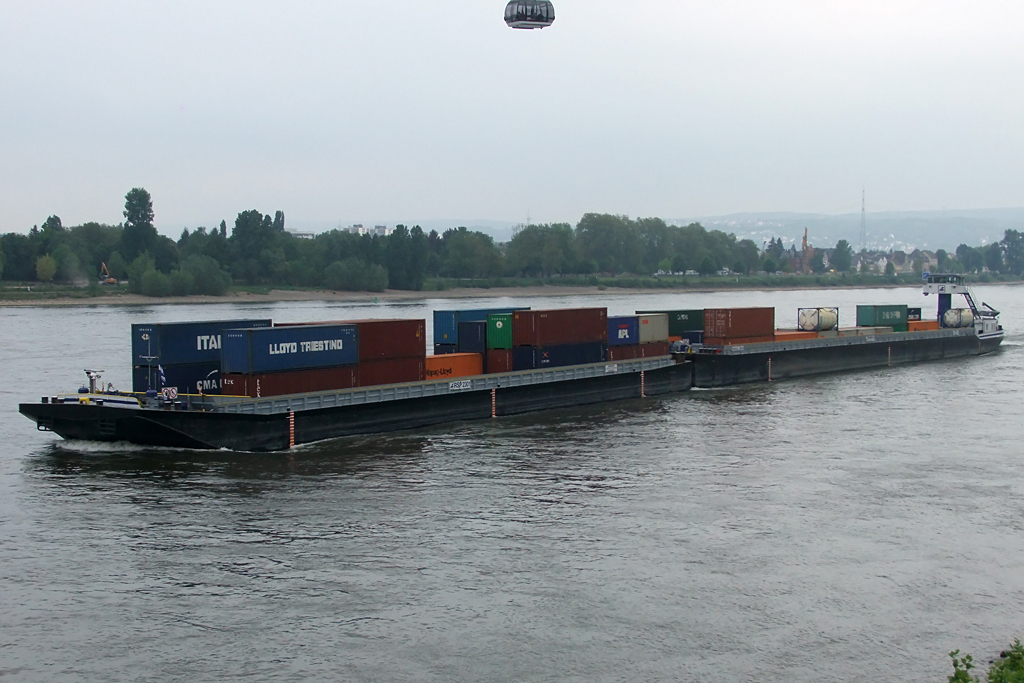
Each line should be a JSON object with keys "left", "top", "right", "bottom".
{"left": 170, "top": 269, "right": 194, "bottom": 296}
{"left": 180, "top": 254, "right": 231, "bottom": 295}
{"left": 324, "top": 258, "right": 388, "bottom": 292}
{"left": 141, "top": 269, "right": 171, "bottom": 297}
{"left": 35, "top": 255, "right": 57, "bottom": 282}
{"left": 949, "top": 641, "right": 1024, "bottom": 683}
{"left": 126, "top": 254, "right": 156, "bottom": 294}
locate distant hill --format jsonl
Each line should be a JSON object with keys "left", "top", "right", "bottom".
{"left": 674, "top": 208, "right": 1024, "bottom": 252}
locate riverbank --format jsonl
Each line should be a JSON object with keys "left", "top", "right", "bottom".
{"left": 6, "top": 280, "right": 1014, "bottom": 307}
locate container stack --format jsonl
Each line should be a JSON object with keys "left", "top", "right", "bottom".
{"left": 606, "top": 314, "right": 671, "bottom": 360}
{"left": 484, "top": 313, "right": 515, "bottom": 373}
{"left": 510, "top": 308, "right": 608, "bottom": 370}
{"left": 703, "top": 307, "right": 775, "bottom": 346}
{"left": 131, "top": 319, "right": 272, "bottom": 395}
{"left": 636, "top": 309, "right": 704, "bottom": 345}
{"left": 220, "top": 319, "right": 426, "bottom": 398}
{"left": 432, "top": 308, "right": 528, "bottom": 355}
{"left": 856, "top": 305, "right": 908, "bottom": 332}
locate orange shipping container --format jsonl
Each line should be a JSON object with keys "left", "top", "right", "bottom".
{"left": 908, "top": 320, "right": 940, "bottom": 332}
{"left": 773, "top": 330, "right": 818, "bottom": 341}
{"left": 425, "top": 352, "right": 483, "bottom": 380}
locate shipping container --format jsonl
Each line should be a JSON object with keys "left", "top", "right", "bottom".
{"left": 425, "top": 352, "right": 483, "bottom": 380}
{"left": 351, "top": 319, "right": 426, "bottom": 361}
{"left": 485, "top": 349, "right": 514, "bottom": 373}
{"left": 434, "top": 343, "right": 458, "bottom": 355}
{"left": 837, "top": 326, "right": 894, "bottom": 337}
{"left": 132, "top": 362, "right": 222, "bottom": 394}
{"left": 131, "top": 319, "right": 272, "bottom": 366}
{"left": 358, "top": 356, "right": 426, "bottom": 387}
{"left": 856, "top": 305, "right": 908, "bottom": 331}
{"left": 908, "top": 320, "right": 940, "bottom": 332}
{"left": 433, "top": 308, "right": 528, "bottom": 345}
{"left": 222, "top": 324, "right": 358, "bottom": 374}
{"left": 637, "top": 309, "right": 704, "bottom": 335}
{"left": 512, "top": 342, "right": 606, "bottom": 371}
{"left": 797, "top": 307, "right": 838, "bottom": 331}
{"left": 486, "top": 314, "right": 514, "bottom": 349}
{"left": 457, "top": 321, "right": 487, "bottom": 354}
{"left": 637, "top": 313, "right": 670, "bottom": 343}
{"left": 638, "top": 341, "right": 671, "bottom": 357}
{"left": 513, "top": 308, "right": 608, "bottom": 347}
{"left": 703, "top": 335, "right": 775, "bottom": 346}
{"left": 907, "top": 307, "right": 922, "bottom": 321}
{"left": 703, "top": 308, "right": 775, "bottom": 339}
{"left": 607, "top": 316, "right": 640, "bottom": 346}
{"left": 774, "top": 330, "right": 819, "bottom": 341}
{"left": 221, "top": 366, "right": 359, "bottom": 398}
{"left": 678, "top": 330, "right": 704, "bottom": 345}
{"left": 607, "top": 345, "right": 639, "bottom": 361}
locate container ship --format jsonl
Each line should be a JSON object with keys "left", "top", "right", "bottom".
{"left": 19, "top": 274, "right": 1002, "bottom": 452}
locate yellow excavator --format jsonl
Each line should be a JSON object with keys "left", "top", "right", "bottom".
{"left": 98, "top": 263, "right": 118, "bottom": 285}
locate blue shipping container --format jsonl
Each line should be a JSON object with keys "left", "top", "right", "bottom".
{"left": 433, "top": 308, "right": 529, "bottom": 345}
{"left": 512, "top": 342, "right": 607, "bottom": 371}
{"left": 457, "top": 321, "right": 487, "bottom": 354}
{"left": 222, "top": 324, "right": 359, "bottom": 374}
{"left": 434, "top": 343, "right": 458, "bottom": 355}
{"left": 679, "top": 331, "right": 704, "bottom": 345}
{"left": 132, "top": 319, "right": 272, "bottom": 366}
{"left": 607, "top": 316, "right": 640, "bottom": 346}
{"left": 132, "top": 362, "right": 222, "bottom": 394}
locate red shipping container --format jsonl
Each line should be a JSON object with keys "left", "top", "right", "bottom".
{"left": 275, "top": 319, "right": 425, "bottom": 361}
{"left": 638, "top": 341, "right": 671, "bottom": 357}
{"left": 222, "top": 365, "right": 359, "bottom": 398}
{"left": 703, "top": 308, "right": 775, "bottom": 339}
{"left": 703, "top": 335, "right": 775, "bottom": 346}
{"left": 358, "top": 356, "right": 425, "bottom": 387}
{"left": 486, "top": 349, "right": 514, "bottom": 373}
{"left": 512, "top": 308, "right": 608, "bottom": 347}
{"left": 607, "top": 345, "right": 639, "bottom": 361}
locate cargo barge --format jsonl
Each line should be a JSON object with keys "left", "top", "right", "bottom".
{"left": 18, "top": 275, "right": 1002, "bottom": 452}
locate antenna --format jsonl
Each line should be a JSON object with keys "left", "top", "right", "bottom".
{"left": 860, "top": 189, "right": 867, "bottom": 251}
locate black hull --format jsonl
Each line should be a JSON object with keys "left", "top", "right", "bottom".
{"left": 21, "top": 362, "right": 693, "bottom": 452}
{"left": 692, "top": 331, "right": 1000, "bottom": 388}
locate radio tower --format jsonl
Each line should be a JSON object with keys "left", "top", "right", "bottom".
{"left": 859, "top": 189, "right": 867, "bottom": 251}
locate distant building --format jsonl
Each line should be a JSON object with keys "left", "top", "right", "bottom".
{"left": 287, "top": 229, "right": 315, "bottom": 240}
{"left": 341, "top": 223, "right": 393, "bottom": 237}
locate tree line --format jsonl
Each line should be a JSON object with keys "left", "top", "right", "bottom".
{"left": 2, "top": 189, "right": 1024, "bottom": 294}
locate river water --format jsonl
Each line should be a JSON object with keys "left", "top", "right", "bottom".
{"left": 1, "top": 285, "right": 1022, "bottom": 682}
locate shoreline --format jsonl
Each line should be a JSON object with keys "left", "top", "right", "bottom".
{"left": 3, "top": 280, "right": 1018, "bottom": 307}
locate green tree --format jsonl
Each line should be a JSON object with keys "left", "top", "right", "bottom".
{"left": 35, "top": 254, "right": 57, "bottom": 281}
{"left": 126, "top": 254, "right": 156, "bottom": 294}
{"left": 1000, "top": 229, "right": 1024, "bottom": 275}
{"left": 698, "top": 255, "right": 717, "bottom": 276}
{"left": 884, "top": 260, "right": 896, "bottom": 276}
{"left": 106, "top": 251, "right": 128, "bottom": 279}
{"left": 0, "top": 237, "right": 4, "bottom": 279}
{"left": 936, "top": 248, "right": 948, "bottom": 270}
{"left": 763, "top": 256, "right": 777, "bottom": 273}
{"left": 325, "top": 258, "right": 388, "bottom": 292}
{"left": 121, "top": 188, "right": 157, "bottom": 261}
{"left": 832, "top": 239, "right": 853, "bottom": 272}
{"left": 809, "top": 250, "right": 826, "bottom": 273}
{"left": 985, "top": 242, "right": 1004, "bottom": 273}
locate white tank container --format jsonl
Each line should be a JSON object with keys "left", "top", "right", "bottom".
{"left": 942, "top": 308, "right": 975, "bottom": 328}
{"left": 798, "top": 307, "right": 838, "bottom": 331}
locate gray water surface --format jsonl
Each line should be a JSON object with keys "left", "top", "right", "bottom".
{"left": 2, "top": 286, "right": 1023, "bottom": 682}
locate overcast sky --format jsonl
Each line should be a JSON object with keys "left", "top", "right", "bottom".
{"left": 2, "top": 1, "right": 1022, "bottom": 235}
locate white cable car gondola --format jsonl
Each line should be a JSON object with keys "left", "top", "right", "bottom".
{"left": 504, "top": 0, "right": 555, "bottom": 29}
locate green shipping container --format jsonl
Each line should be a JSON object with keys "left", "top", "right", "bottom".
{"left": 637, "top": 309, "right": 704, "bottom": 336}
{"left": 856, "top": 305, "right": 908, "bottom": 331}
{"left": 486, "top": 313, "right": 514, "bottom": 349}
